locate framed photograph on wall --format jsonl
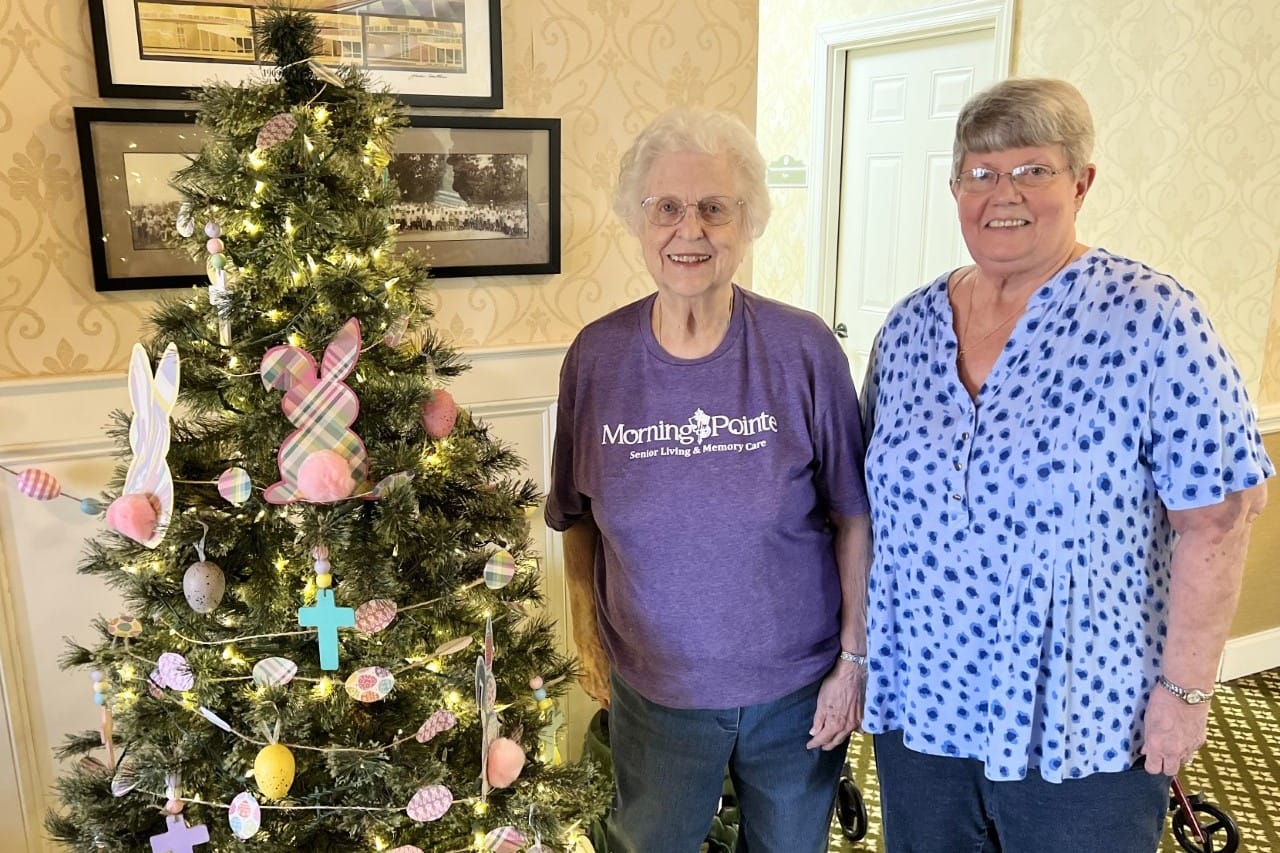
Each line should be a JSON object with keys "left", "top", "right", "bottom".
{"left": 73, "top": 107, "right": 206, "bottom": 292}
{"left": 392, "top": 115, "right": 560, "bottom": 278}
{"left": 88, "top": 0, "right": 502, "bottom": 108}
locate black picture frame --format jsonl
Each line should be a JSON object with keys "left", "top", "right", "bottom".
{"left": 74, "top": 106, "right": 207, "bottom": 292}
{"left": 88, "top": 0, "right": 502, "bottom": 109}
{"left": 74, "top": 108, "right": 560, "bottom": 290}
{"left": 393, "top": 115, "right": 561, "bottom": 278}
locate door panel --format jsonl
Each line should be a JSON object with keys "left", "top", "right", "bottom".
{"left": 834, "top": 28, "right": 996, "bottom": 378}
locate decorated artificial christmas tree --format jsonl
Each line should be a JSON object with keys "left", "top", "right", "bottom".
{"left": 37, "top": 9, "right": 607, "bottom": 851}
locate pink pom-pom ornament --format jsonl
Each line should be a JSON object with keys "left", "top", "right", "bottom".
{"left": 297, "top": 450, "right": 355, "bottom": 502}
{"left": 485, "top": 737, "right": 526, "bottom": 788}
{"left": 105, "top": 493, "right": 160, "bottom": 544}
{"left": 421, "top": 390, "right": 458, "bottom": 439}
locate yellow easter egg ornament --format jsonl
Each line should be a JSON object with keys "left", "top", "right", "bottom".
{"left": 253, "top": 742, "right": 295, "bottom": 799}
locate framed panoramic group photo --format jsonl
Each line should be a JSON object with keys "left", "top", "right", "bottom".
{"left": 74, "top": 107, "right": 560, "bottom": 290}
{"left": 88, "top": 0, "right": 502, "bottom": 108}
{"left": 74, "top": 107, "right": 206, "bottom": 292}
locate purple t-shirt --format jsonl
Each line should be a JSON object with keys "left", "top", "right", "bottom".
{"left": 545, "top": 285, "right": 869, "bottom": 709}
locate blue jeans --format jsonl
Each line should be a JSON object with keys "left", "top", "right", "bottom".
{"left": 874, "top": 729, "right": 1171, "bottom": 853}
{"left": 607, "top": 671, "right": 846, "bottom": 853}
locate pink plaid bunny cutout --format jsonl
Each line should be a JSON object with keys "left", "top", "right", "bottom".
{"left": 260, "top": 318, "right": 369, "bottom": 504}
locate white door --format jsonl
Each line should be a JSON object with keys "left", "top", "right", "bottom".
{"left": 833, "top": 29, "right": 996, "bottom": 379}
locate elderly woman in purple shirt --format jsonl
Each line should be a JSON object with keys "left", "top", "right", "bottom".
{"left": 546, "top": 107, "right": 871, "bottom": 852}
{"left": 861, "top": 77, "right": 1272, "bottom": 853}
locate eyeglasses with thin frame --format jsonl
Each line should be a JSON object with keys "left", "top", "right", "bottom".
{"left": 951, "top": 164, "right": 1068, "bottom": 194}
{"left": 641, "top": 195, "right": 744, "bottom": 227}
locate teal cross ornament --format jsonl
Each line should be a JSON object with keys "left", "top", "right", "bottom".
{"left": 150, "top": 815, "right": 209, "bottom": 852}
{"left": 298, "top": 588, "right": 355, "bottom": 670}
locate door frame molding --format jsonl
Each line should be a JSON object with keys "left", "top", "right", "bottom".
{"left": 803, "top": 0, "right": 1014, "bottom": 320}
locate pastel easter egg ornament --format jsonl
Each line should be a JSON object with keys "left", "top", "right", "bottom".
{"left": 256, "top": 112, "right": 298, "bottom": 150}
{"left": 183, "top": 560, "right": 226, "bottom": 613}
{"left": 253, "top": 742, "right": 296, "bottom": 799}
{"left": 252, "top": 657, "right": 298, "bottom": 688}
{"left": 345, "top": 666, "right": 395, "bottom": 702}
{"left": 217, "top": 467, "right": 252, "bottom": 506}
{"left": 228, "top": 791, "right": 262, "bottom": 840}
{"left": 483, "top": 549, "right": 516, "bottom": 590}
{"left": 405, "top": 784, "right": 453, "bottom": 822}
{"left": 355, "top": 598, "right": 397, "bottom": 634}
{"left": 486, "top": 737, "right": 526, "bottom": 788}
{"left": 297, "top": 449, "right": 355, "bottom": 503}
{"left": 421, "top": 389, "right": 458, "bottom": 439}
{"left": 483, "top": 826, "right": 527, "bottom": 852}
{"left": 16, "top": 468, "right": 61, "bottom": 500}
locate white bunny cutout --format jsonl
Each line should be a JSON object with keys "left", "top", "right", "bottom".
{"left": 121, "top": 342, "right": 180, "bottom": 548}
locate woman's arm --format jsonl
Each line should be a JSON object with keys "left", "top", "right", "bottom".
{"left": 1140, "top": 482, "right": 1267, "bottom": 774}
{"left": 807, "top": 511, "right": 872, "bottom": 750}
{"left": 563, "top": 516, "right": 611, "bottom": 707}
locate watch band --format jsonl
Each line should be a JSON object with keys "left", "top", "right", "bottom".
{"left": 1158, "top": 675, "right": 1214, "bottom": 705}
{"left": 839, "top": 650, "right": 868, "bottom": 667}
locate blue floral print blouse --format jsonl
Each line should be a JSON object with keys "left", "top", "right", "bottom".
{"left": 861, "top": 248, "right": 1273, "bottom": 782}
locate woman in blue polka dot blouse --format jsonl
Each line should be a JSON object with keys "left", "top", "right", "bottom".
{"left": 860, "top": 78, "right": 1273, "bottom": 853}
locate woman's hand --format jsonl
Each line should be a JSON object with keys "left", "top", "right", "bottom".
{"left": 1140, "top": 685, "right": 1209, "bottom": 775}
{"left": 806, "top": 659, "right": 865, "bottom": 750}
{"left": 575, "top": 631, "right": 612, "bottom": 707}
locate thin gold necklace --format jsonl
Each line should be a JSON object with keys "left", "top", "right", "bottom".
{"left": 956, "top": 271, "right": 1025, "bottom": 360}
{"left": 654, "top": 292, "right": 733, "bottom": 350}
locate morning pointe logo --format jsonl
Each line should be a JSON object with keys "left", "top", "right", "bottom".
{"left": 601, "top": 407, "right": 779, "bottom": 447}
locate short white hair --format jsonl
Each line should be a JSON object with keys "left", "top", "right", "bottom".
{"left": 612, "top": 107, "right": 770, "bottom": 239}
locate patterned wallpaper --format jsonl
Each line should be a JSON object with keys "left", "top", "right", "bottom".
{"left": 0, "top": 0, "right": 758, "bottom": 379}
{"left": 755, "top": 0, "right": 1280, "bottom": 403}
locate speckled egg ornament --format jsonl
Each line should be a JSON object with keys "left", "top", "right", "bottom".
{"left": 182, "top": 560, "right": 226, "bottom": 613}
{"left": 253, "top": 742, "right": 295, "bottom": 799}
{"left": 421, "top": 389, "right": 458, "bottom": 439}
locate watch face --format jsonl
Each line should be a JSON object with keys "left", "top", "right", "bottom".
{"left": 1186, "top": 689, "right": 1207, "bottom": 704}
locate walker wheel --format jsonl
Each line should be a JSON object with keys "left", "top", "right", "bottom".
{"left": 1171, "top": 800, "right": 1240, "bottom": 853}
{"left": 836, "top": 776, "right": 867, "bottom": 843}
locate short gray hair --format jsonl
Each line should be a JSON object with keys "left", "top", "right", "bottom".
{"left": 613, "top": 107, "right": 770, "bottom": 239}
{"left": 953, "top": 78, "right": 1095, "bottom": 178}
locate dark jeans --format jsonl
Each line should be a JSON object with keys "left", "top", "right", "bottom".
{"left": 607, "top": 671, "right": 846, "bottom": 853}
{"left": 874, "top": 729, "right": 1171, "bottom": 853}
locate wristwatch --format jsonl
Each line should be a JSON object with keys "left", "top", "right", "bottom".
{"left": 1158, "top": 675, "right": 1214, "bottom": 705}
{"left": 838, "top": 650, "right": 868, "bottom": 667}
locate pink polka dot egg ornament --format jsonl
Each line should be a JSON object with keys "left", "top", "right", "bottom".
{"left": 345, "top": 666, "right": 395, "bottom": 702}
{"left": 405, "top": 784, "right": 453, "bottom": 822}
{"left": 16, "top": 468, "right": 61, "bottom": 500}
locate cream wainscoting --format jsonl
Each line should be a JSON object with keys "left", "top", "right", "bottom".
{"left": 0, "top": 345, "right": 567, "bottom": 852}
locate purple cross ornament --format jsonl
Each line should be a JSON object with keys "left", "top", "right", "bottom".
{"left": 149, "top": 814, "right": 209, "bottom": 853}
{"left": 298, "top": 588, "right": 355, "bottom": 670}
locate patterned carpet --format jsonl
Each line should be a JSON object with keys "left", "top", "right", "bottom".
{"left": 829, "top": 668, "right": 1280, "bottom": 852}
